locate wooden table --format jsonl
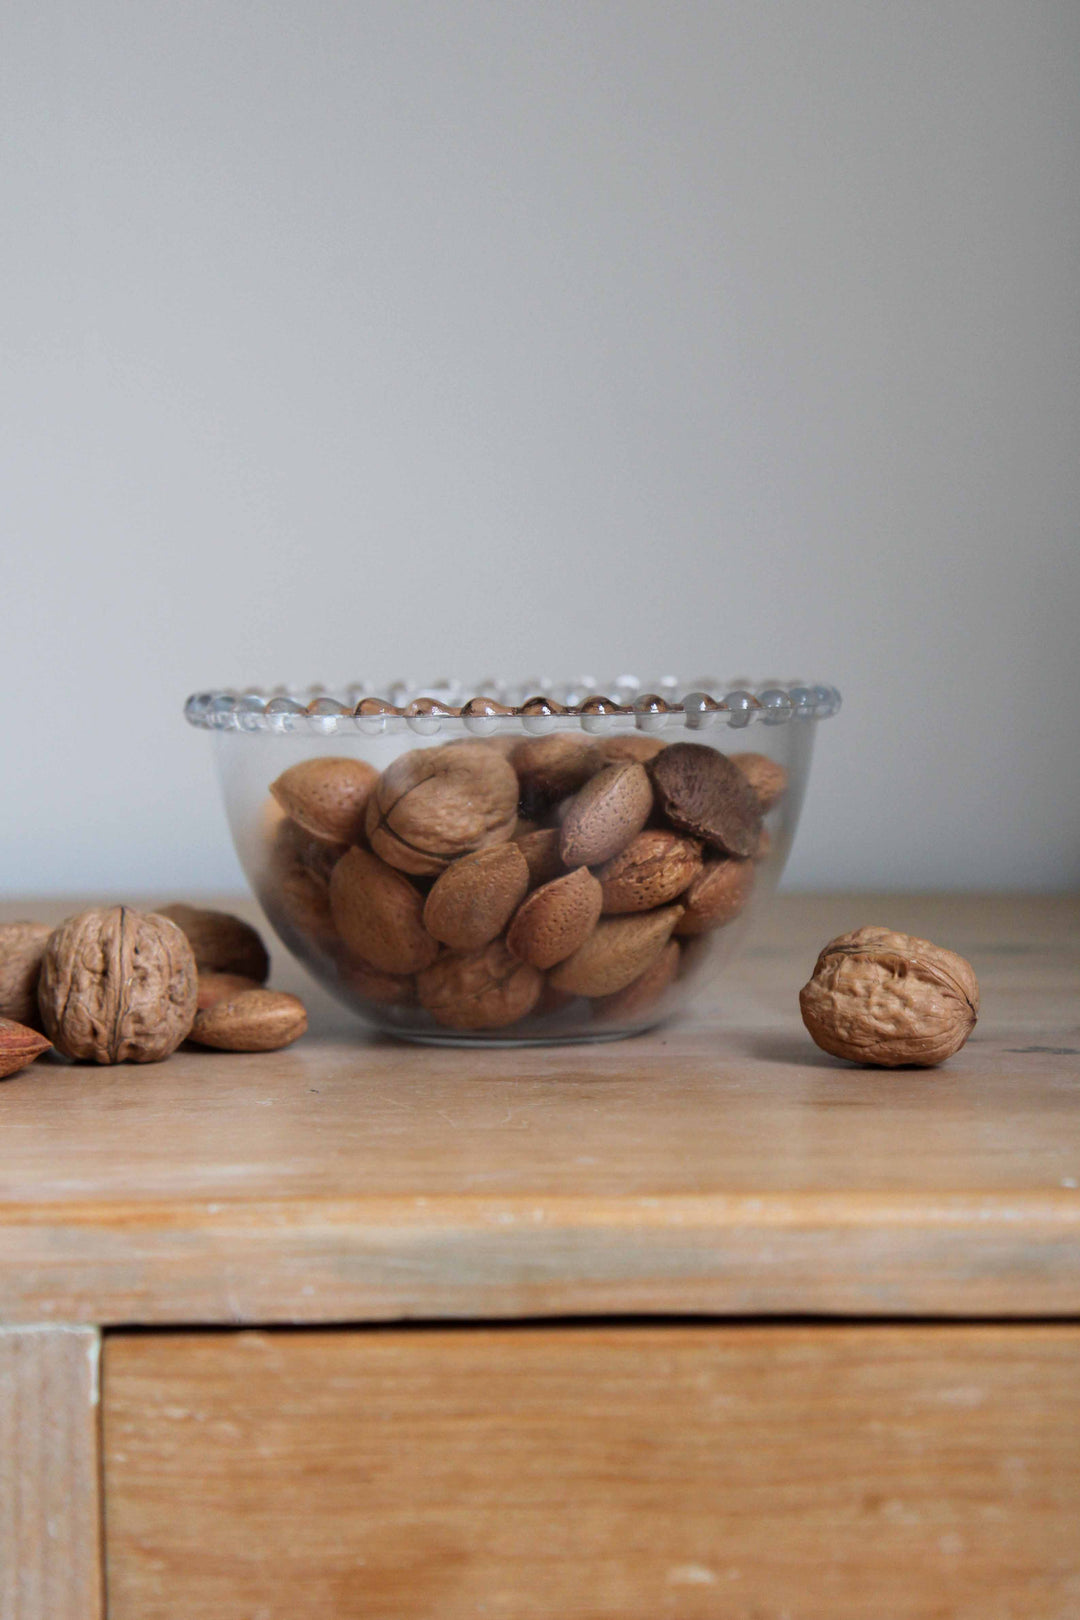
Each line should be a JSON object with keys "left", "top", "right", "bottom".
{"left": 1, "top": 893, "right": 1078, "bottom": 1618}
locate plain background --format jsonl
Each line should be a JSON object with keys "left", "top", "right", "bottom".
{"left": 3, "top": 0, "right": 1078, "bottom": 897}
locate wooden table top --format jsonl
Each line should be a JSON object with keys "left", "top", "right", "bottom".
{"left": 1, "top": 893, "right": 1077, "bottom": 1326}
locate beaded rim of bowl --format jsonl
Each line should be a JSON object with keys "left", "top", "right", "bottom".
{"left": 185, "top": 678, "right": 841, "bottom": 736}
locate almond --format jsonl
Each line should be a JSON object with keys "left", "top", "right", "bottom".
{"left": 423, "top": 844, "right": 530, "bottom": 951}
{"left": 269, "top": 756, "right": 378, "bottom": 845}
{"left": 513, "top": 827, "right": 566, "bottom": 888}
{"left": 417, "top": 941, "right": 543, "bottom": 1031}
{"left": 729, "top": 752, "right": 789, "bottom": 813}
{"left": 505, "top": 866, "right": 604, "bottom": 970}
{"left": 548, "top": 905, "right": 683, "bottom": 998}
{"left": 0, "top": 1017, "right": 52, "bottom": 1078}
{"left": 559, "top": 762, "right": 653, "bottom": 868}
{"left": 0, "top": 921, "right": 53, "bottom": 1029}
{"left": 597, "top": 830, "right": 702, "bottom": 914}
{"left": 592, "top": 733, "right": 667, "bottom": 767}
{"left": 337, "top": 955, "right": 416, "bottom": 1006}
{"left": 675, "top": 857, "right": 756, "bottom": 936}
{"left": 593, "top": 938, "right": 681, "bottom": 1023}
{"left": 649, "top": 743, "right": 762, "bottom": 858}
{"left": 158, "top": 904, "right": 270, "bottom": 983}
{"left": 329, "top": 847, "right": 439, "bottom": 975}
{"left": 189, "top": 989, "right": 308, "bottom": 1052}
{"left": 366, "top": 741, "right": 519, "bottom": 876}
{"left": 196, "top": 972, "right": 263, "bottom": 1010}
{"left": 511, "top": 732, "right": 598, "bottom": 806}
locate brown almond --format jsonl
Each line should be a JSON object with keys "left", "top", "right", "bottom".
{"left": 423, "top": 844, "right": 530, "bottom": 951}
{"left": 0, "top": 921, "right": 53, "bottom": 1029}
{"left": 548, "top": 906, "right": 683, "bottom": 998}
{"left": 675, "top": 857, "right": 756, "bottom": 936}
{"left": 189, "top": 989, "right": 308, "bottom": 1052}
{"left": 337, "top": 955, "right": 416, "bottom": 1006}
{"left": 511, "top": 732, "right": 599, "bottom": 803}
{"left": 513, "top": 827, "right": 566, "bottom": 888}
{"left": 597, "top": 830, "right": 702, "bottom": 914}
{"left": 0, "top": 1017, "right": 52, "bottom": 1078}
{"left": 417, "top": 941, "right": 543, "bottom": 1031}
{"left": 269, "top": 756, "right": 378, "bottom": 845}
{"left": 366, "top": 741, "right": 519, "bottom": 876}
{"left": 505, "top": 866, "right": 604, "bottom": 971}
{"left": 329, "top": 847, "right": 439, "bottom": 975}
{"left": 559, "top": 763, "right": 653, "bottom": 868}
{"left": 730, "top": 752, "right": 789, "bottom": 813}
{"left": 649, "top": 743, "right": 762, "bottom": 858}
{"left": 158, "top": 904, "right": 270, "bottom": 983}
{"left": 592, "top": 733, "right": 667, "bottom": 767}
{"left": 196, "top": 972, "right": 263, "bottom": 1010}
{"left": 593, "top": 939, "right": 681, "bottom": 1023}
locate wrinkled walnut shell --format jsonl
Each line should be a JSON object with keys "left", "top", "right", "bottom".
{"left": 366, "top": 741, "right": 519, "bottom": 876}
{"left": 0, "top": 921, "right": 53, "bottom": 1029}
{"left": 799, "top": 926, "right": 979, "bottom": 1068}
{"left": 38, "top": 907, "right": 198, "bottom": 1064}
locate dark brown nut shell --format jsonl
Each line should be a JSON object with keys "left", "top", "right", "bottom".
{"left": 548, "top": 906, "right": 683, "bottom": 999}
{"left": 799, "top": 926, "right": 979, "bottom": 1068}
{"left": 559, "top": 763, "right": 654, "bottom": 868}
{"left": 269, "top": 756, "right": 378, "bottom": 845}
{"left": 268, "top": 811, "right": 348, "bottom": 884}
{"left": 513, "top": 827, "right": 567, "bottom": 888}
{"left": 158, "top": 903, "right": 270, "bottom": 983}
{"left": 366, "top": 741, "right": 519, "bottom": 876}
{"left": 423, "top": 844, "right": 530, "bottom": 952}
{"left": 329, "top": 847, "right": 440, "bottom": 975}
{"left": 593, "top": 939, "right": 681, "bottom": 1024}
{"left": 0, "top": 921, "right": 53, "bottom": 1029}
{"left": 0, "top": 1017, "right": 52, "bottom": 1078}
{"left": 189, "top": 989, "right": 308, "bottom": 1052}
{"left": 505, "top": 866, "right": 604, "bottom": 971}
{"left": 597, "top": 830, "right": 702, "bottom": 914}
{"left": 417, "top": 940, "right": 543, "bottom": 1031}
{"left": 38, "top": 907, "right": 198, "bottom": 1064}
{"left": 648, "top": 743, "right": 762, "bottom": 859}
{"left": 510, "top": 732, "right": 599, "bottom": 803}
{"left": 196, "top": 971, "right": 263, "bottom": 1010}
{"left": 674, "top": 857, "right": 756, "bottom": 936}
{"left": 729, "top": 752, "right": 789, "bottom": 813}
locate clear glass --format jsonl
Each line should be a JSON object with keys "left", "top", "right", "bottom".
{"left": 200, "top": 685, "right": 835, "bottom": 1046}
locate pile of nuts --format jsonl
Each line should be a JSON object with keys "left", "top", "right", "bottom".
{"left": 257, "top": 734, "right": 786, "bottom": 1036}
{"left": 0, "top": 904, "right": 305, "bottom": 1079}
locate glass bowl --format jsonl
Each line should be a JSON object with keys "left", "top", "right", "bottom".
{"left": 185, "top": 678, "right": 840, "bottom": 1045}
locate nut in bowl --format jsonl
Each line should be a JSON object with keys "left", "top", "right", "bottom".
{"left": 187, "top": 678, "right": 840, "bottom": 1045}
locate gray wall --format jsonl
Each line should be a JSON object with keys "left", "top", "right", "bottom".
{"left": 3, "top": 0, "right": 1078, "bottom": 895}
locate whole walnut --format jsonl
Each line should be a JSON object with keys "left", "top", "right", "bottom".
{"left": 800, "top": 926, "right": 979, "bottom": 1068}
{"left": 366, "top": 741, "right": 519, "bottom": 876}
{"left": 38, "top": 907, "right": 198, "bottom": 1064}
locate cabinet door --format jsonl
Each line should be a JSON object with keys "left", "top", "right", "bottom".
{"left": 104, "top": 1324, "right": 1080, "bottom": 1619}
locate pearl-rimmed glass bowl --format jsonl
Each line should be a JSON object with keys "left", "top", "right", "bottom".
{"left": 186, "top": 678, "right": 840, "bottom": 1046}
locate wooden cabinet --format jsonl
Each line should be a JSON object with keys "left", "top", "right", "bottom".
{"left": 1, "top": 895, "right": 1078, "bottom": 1617}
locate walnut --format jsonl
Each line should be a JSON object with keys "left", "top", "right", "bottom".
{"left": 799, "top": 926, "right": 979, "bottom": 1067}
{"left": 38, "top": 907, "right": 198, "bottom": 1063}
{"left": 365, "top": 741, "right": 519, "bottom": 876}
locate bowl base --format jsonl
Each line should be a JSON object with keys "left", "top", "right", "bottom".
{"left": 388, "top": 1024, "right": 662, "bottom": 1050}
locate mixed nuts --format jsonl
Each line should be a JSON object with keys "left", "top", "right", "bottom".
{"left": 257, "top": 733, "right": 784, "bottom": 1036}
{"left": 0, "top": 902, "right": 307, "bottom": 1079}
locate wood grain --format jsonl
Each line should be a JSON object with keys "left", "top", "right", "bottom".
{"left": 0, "top": 895, "right": 1077, "bottom": 1324}
{"left": 0, "top": 1327, "right": 102, "bottom": 1620}
{"left": 103, "top": 1323, "right": 1080, "bottom": 1620}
